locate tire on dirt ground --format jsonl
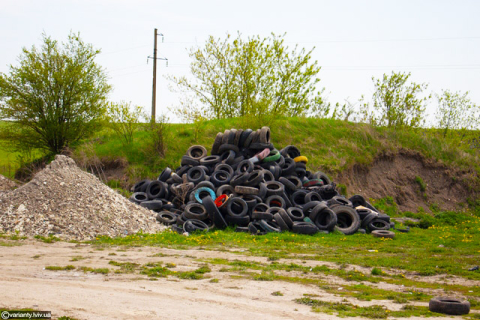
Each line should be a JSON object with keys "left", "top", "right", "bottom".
{"left": 429, "top": 297, "right": 470, "bottom": 315}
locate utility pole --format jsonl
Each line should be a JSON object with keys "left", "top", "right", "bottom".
{"left": 148, "top": 28, "right": 168, "bottom": 123}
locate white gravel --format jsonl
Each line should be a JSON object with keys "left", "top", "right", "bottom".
{"left": 0, "top": 155, "right": 163, "bottom": 240}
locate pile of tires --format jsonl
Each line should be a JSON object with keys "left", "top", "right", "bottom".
{"left": 130, "top": 126, "right": 393, "bottom": 235}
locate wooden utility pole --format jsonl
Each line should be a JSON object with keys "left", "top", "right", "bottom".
{"left": 151, "top": 28, "right": 158, "bottom": 123}
{"left": 148, "top": 28, "right": 167, "bottom": 123}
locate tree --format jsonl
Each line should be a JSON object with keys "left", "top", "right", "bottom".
{"left": 169, "top": 33, "right": 324, "bottom": 121}
{"left": 106, "top": 101, "right": 145, "bottom": 145}
{"left": 369, "top": 72, "right": 430, "bottom": 128}
{"left": 0, "top": 32, "right": 111, "bottom": 154}
{"left": 436, "top": 90, "right": 478, "bottom": 137}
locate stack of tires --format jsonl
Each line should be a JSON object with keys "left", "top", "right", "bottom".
{"left": 130, "top": 127, "right": 393, "bottom": 235}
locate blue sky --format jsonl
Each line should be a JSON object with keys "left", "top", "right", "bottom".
{"left": 1, "top": 0, "right": 478, "bottom": 122}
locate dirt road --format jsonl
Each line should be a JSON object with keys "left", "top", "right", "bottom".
{"left": 0, "top": 240, "right": 462, "bottom": 319}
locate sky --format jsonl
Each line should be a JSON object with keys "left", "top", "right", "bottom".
{"left": 1, "top": 0, "right": 479, "bottom": 123}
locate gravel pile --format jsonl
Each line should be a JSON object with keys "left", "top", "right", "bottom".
{"left": 0, "top": 155, "right": 162, "bottom": 240}
{"left": 0, "top": 174, "right": 17, "bottom": 193}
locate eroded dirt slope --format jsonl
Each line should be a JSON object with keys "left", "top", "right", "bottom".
{"left": 336, "top": 149, "right": 478, "bottom": 212}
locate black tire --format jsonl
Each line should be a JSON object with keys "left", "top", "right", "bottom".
{"left": 158, "top": 167, "right": 172, "bottom": 182}
{"left": 273, "top": 213, "right": 289, "bottom": 231}
{"left": 245, "top": 170, "right": 264, "bottom": 187}
{"left": 312, "top": 171, "right": 331, "bottom": 185}
{"left": 292, "top": 221, "right": 318, "bottom": 235}
{"left": 311, "top": 205, "right": 337, "bottom": 231}
{"left": 184, "top": 203, "right": 208, "bottom": 220}
{"left": 278, "top": 208, "right": 293, "bottom": 229}
{"left": 235, "top": 160, "right": 254, "bottom": 175}
{"left": 252, "top": 202, "right": 269, "bottom": 213}
{"left": 211, "top": 133, "right": 223, "bottom": 155}
{"left": 235, "top": 185, "right": 259, "bottom": 195}
{"left": 225, "top": 214, "right": 250, "bottom": 227}
{"left": 248, "top": 222, "right": 266, "bottom": 235}
{"left": 210, "top": 170, "right": 232, "bottom": 187}
{"left": 429, "top": 297, "right": 470, "bottom": 315}
{"left": 129, "top": 192, "right": 148, "bottom": 204}
{"left": 214, "top": 163, "right": 234, "bottom": 176}
{"left": 146, "top": 181, "right": 166, "bottom": 200}
{"left": 226, "top": 197, "right": 248, "bottom": 217}
{"left": 332, "top": 205, "right": 361, "bottom": 235}
{"left": 183, "top": 219, "right": 209, "bottom": 233}
{"left": 279, "top": 177, "right": 297, "bottom": 194}
{"left": 133, "top": 179, "right": 151, "bottom": 193}
{"left": 371, "top": 230, "right": 395, "bottom": 239}
{"left": 285, "top": 175, "right": 303, "bottom": 190}
{"left": 186, "top": 145, "right": 207, "bottom": 159}
{"left": 262, "top": 169, "right": 275, "bottom": 182}
{"left": 140, "top": 200, "right": 164, "bottom": 212}
{"left": 234, "top": 129, "right": 243, "bottom": 146}
{"left": 200, "top": 155, "right": 221, "bottom": 166}
{"left": 252, "top": 211, "right": 274, "bottom": 221}
{"left": 219, "top": 143, "right": 240, "bottom": 154}
{"left": 280, "top": 145, "right": 301, "bottom": 158}
{"left": 244, "top": 130, "right": 255, "bottom": 147}
{"left": 181, "top": 155, "right": 199, "bottom": 166}
{"left": 235, "top": 226, "right": 249, "bottom": 233}
{"left": 259, "top": 219, "right": 281, "bottom": 233}
{"left": 305, "top": 191, "right": 322, "bottom": 203}
{"left": 361, "top": 212, "right": 377, "bottom": 229}
{"left": 291, "top": 190, "right": 309, "bottom": 207}
{"left": 156, "top": 211, "right": 177, "bottom": 225}
{"left": 220, "top": 150, "right": 236, "bottom": 165}
{"left": 265, "top": 181, "right": 285, "bottom": 196}
{"left": 287, "top": 207, "right": 305, "bottom": 221}
{"left": 259, "top": 126, "right": 271, "bottom": 143}
{"left": 327, "top": 195, "right": 353, "bottom": 207}
{"left": 239, "top": 129, "right": 253, "bottom": 148}
{"left": 265, "top": 195, "right": 286, "bottom": 208}
{"left": 368, "top": 218, "right": 391, "bottom": 231}
{"left": 171, "top": 173, "right": 183, "bottom": 184}
{"left": 216, "top": 185, "right": 236, "bottom": 197}
{"left": 281, "top": 157, "right": 296, "bottom": 176}
{"left": 302, "top": 201, "right": 324, "bottom": 217}
{"left": 203, "top": 196, "right": 227, "bottom": 229}
{"left": 349, "top": 194, "right": 367, "bottom": 208}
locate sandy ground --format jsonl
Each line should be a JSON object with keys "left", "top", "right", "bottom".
{"left": 0, "top": 240, "right": 471, "bottom": 320}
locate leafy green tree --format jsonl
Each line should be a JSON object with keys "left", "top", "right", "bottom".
{"left": 368, "top": 72, "right": 430, "bottom": 127}
{"left": 169, "top": 33, "right": 325, "bottom": 121}
{"left": 106, "top": 101, "right": 145, "bottom": 145}
{"left": 436, "top": 90, "right": 478, "bottom": 137}
{"left": 0, "top": 32, "right": 111, "bottom": 154}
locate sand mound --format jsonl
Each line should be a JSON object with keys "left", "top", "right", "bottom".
{"left": 0, "top": 155, "right": 162, "bottom": 240}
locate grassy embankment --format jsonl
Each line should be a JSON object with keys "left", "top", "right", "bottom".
{"left": 72, "top": 117, "right": 480, "bottom": 187}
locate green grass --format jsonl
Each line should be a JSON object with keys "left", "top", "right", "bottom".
{"left": 45, "top": 265, "right": 75, "bottom": 271}
{"left": 92, "top": 209, "right": 480, "bottom": 281}
{"left": 295, "top": 297, "right": 437, "bottom": 318}
{"left": 34, "top": 235, "right": 61, "bottom": 243}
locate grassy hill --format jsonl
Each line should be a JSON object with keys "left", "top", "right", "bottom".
{"left": 70, "top": 117, "right": 479, "bottom": 181}
{"left": 2, "top": 117, "right": 479, "bottom": 204}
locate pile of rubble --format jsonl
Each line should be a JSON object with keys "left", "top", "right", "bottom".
{"left": 0, "top": 155, "right": 162, "bottom": 240}
{"left": 0, "top": 174, "right": 17, "bottom": 193}
{"left": 131, "top": 127, "right": 395, "bottom": 236}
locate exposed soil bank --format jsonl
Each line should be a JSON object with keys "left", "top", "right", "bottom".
{"left": 336, "top": 149, "right": 478, "bottom": 213}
